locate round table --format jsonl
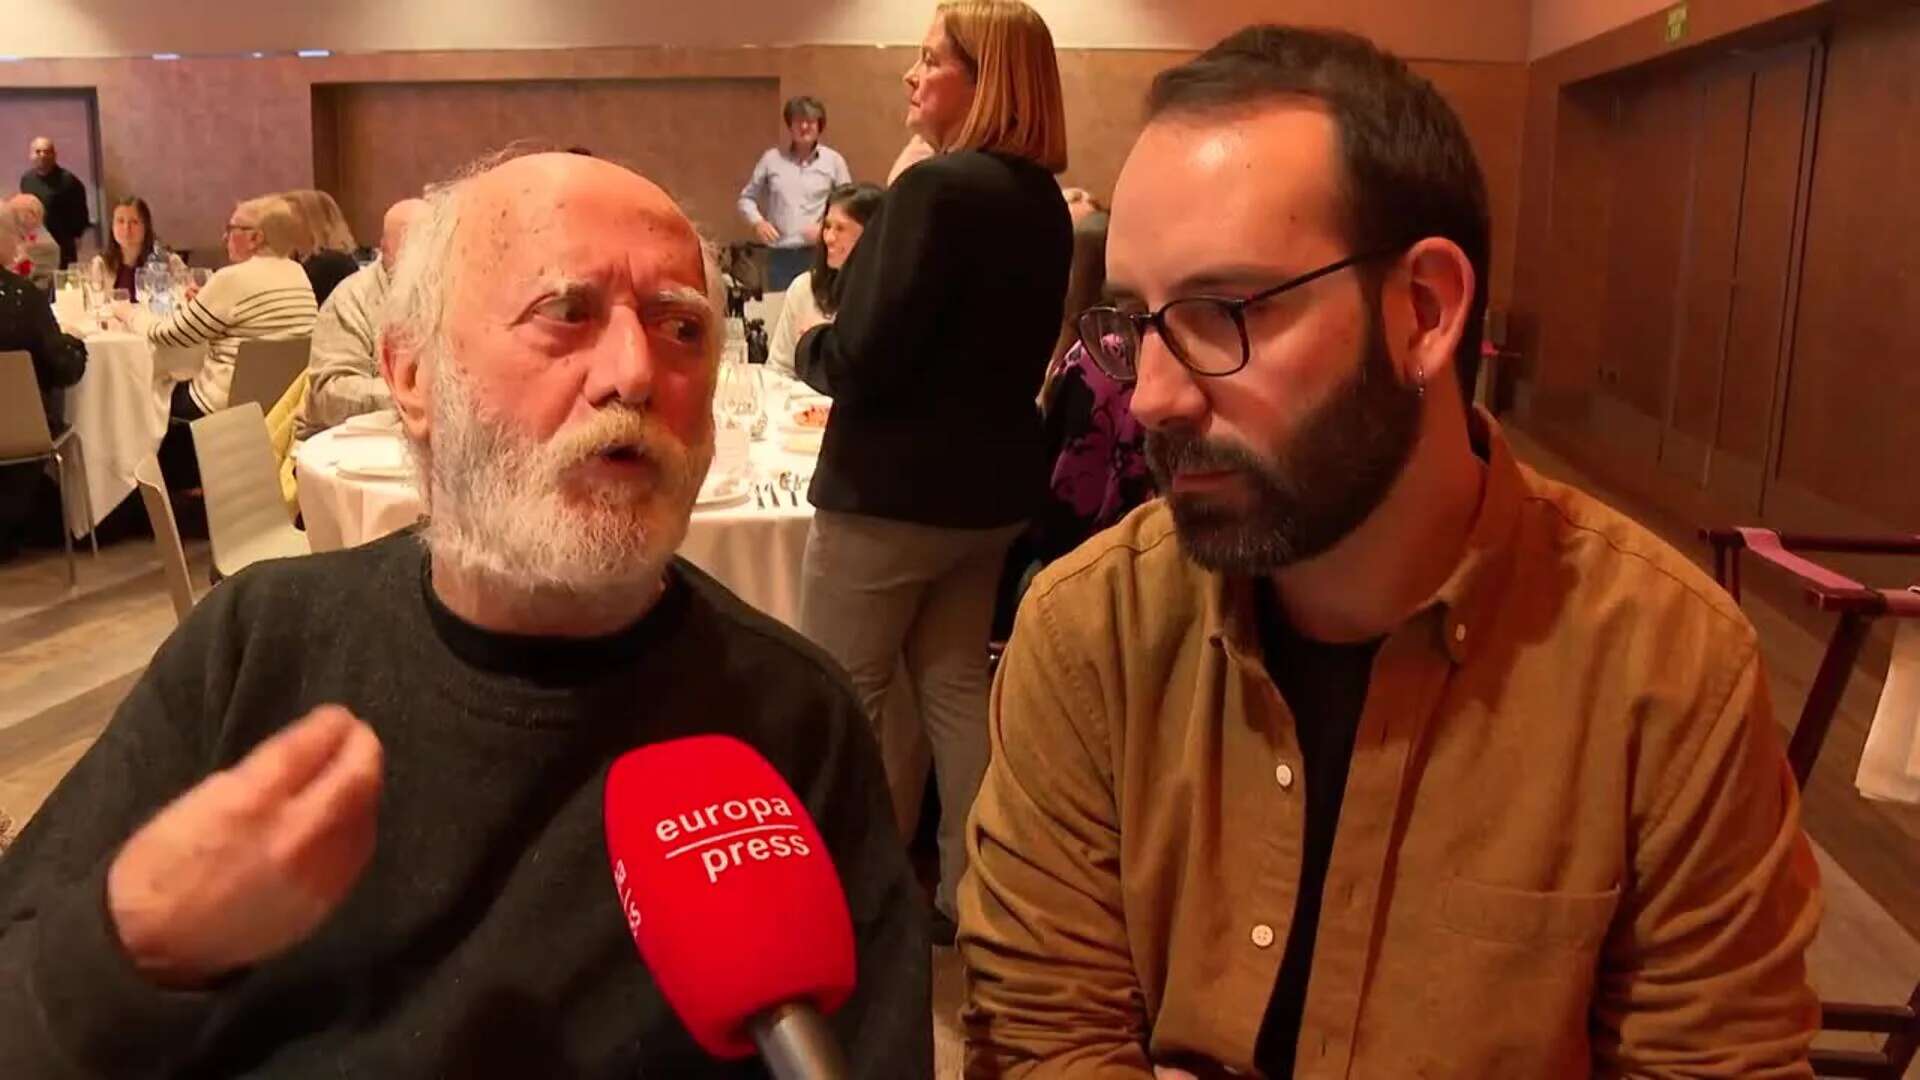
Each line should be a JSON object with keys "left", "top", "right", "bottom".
{"left": 58, "top": 319, "right": 205, "bottom": 537}
{"left": 294, "top": 409, "right": 825, "bottom": 630}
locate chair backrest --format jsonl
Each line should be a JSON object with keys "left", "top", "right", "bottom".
{"left": 0, "top": 351, "right": 55, "bottom": 461}
{"left": 190, "top": 402, "right": 302, "bottom": 578}
{"left": 227, "top": 336, "right": 312, "bottom": 414}
{"left": 134, "top": 456, "right": 195, "bottom": 621}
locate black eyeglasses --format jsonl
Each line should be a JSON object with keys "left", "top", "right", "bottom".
{"left": 1077, "top": 247, "right": 1403, "bottom": 383}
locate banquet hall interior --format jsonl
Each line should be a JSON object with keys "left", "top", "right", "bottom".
{"left": 2, "top": 0, "right": 1918, "bottom": 1075}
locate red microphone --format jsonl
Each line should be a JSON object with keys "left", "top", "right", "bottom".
{"left": 603, "top": 735, "right": 855, "bottom": 1078}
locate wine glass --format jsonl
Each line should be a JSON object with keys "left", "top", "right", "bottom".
{"left": 716, "top": 349, "right": 764, "bottom": 439}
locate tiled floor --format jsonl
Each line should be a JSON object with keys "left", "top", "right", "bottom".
{"left": 1, "top": 437, "right": 1915, "bottom": 1076}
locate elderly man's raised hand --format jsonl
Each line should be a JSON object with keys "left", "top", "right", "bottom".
{"left": 106, "top": 706, "right": 384, "bottom": 988}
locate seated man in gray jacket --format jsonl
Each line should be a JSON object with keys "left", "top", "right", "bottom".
{"left": 294, "top": 197, "right": 426, "bottom": 439}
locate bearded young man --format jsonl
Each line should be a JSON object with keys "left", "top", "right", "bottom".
{"left": 959, "top": 27, "right": 1821, "bottom": 1079}
{"left": 0, "top": 152, "right": 929, "bottom": 1077}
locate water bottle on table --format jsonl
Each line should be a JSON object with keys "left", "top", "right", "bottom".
{"left": 144, "top": 247, "right": 175, "bottom": 317}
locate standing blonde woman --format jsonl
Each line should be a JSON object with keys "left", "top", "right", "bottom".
{"left": 794, "top": 0, "right": 1072, "bottom": 942}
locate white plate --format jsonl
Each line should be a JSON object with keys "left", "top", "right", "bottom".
{"left": 695, "top": 473, "right": 753, "bottom": 509}
{"left": 334, "top": 460, "right": 413, "bottom": 482}
{"left": 782, "top": 396, "right": 832, "bottom": 433}
{"left": 326, "top": 427, "right": 404, "bottom": 447}
{"left": 339, "top": 410, "right": 402, "bottom": 433}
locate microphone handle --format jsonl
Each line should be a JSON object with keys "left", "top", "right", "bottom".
{"left": 748, "top": 1001, "right": 850, "bottom": 1080}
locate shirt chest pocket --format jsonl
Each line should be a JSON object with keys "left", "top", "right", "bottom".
{"left": 1437, "top": 874, "right": 1620, "bottom": 950}
{"left": 1411, "top": 877, "right": 1622, "bottom": 1077}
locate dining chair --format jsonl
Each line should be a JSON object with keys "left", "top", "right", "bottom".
{"left": 1702, "top": 527, "right": 1920, "bottom": 1080}
{"left": 134, "top": 455, "right": 196, "bottom": 622}
{"left": 189, "top": 402, "right": 309, "bottom": 582}
{"left": 0, "top": 350, "right": 99, "bottom": 588}
{"left": 225, "top": 336, "right": 312, "bottom": 414}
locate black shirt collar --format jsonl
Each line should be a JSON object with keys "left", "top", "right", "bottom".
{"left": 419, "top": 554, "right": 689, "bottom": 687}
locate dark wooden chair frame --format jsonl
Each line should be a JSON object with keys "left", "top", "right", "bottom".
{"left": 1702, "top": 526, "right": 1920, "bottom": 1079}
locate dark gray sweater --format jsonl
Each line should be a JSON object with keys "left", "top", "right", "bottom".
{"left": 0, "top": 532, "right": 930, "bottom": 1077}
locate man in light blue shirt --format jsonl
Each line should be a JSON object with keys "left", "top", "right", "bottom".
{"left": 738, "top": 95, "right": 852, "bottom": 290}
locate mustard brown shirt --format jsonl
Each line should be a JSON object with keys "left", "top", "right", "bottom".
{"left": 960, "top": 412, "right": 1821, "bottom": 1078}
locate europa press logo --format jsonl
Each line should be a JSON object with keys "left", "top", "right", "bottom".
{"left": 612, "top": 859, "right": 642, "bottom": 932}
{"left": 604, "top": 736, "right": 849, "bottom": 977}
{"left": 654, "top": 795, "right": 814, "bottom": 884}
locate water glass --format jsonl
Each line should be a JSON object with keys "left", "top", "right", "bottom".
{"left": 716, "top": 356, "right": 764, "bottom": 437}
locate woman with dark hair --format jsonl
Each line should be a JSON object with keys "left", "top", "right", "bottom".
{"left": 89, "top": 196, "right": 186, "bottom": 302}
{"left": 1035, "top": 209, "right": 1151, "bottom": 560}
{"left": 993, "top": 208, "right": 1151, "bottom": 643}
{"left": 767, "top": 182, "right": 883, "bottom": 377}
{"left": 793, "top": 0, "right": 1072, "bottom": 943}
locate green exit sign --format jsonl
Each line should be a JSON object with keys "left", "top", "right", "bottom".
{"left": 1665, "top": 2, "right": 1690, "bottom": 44}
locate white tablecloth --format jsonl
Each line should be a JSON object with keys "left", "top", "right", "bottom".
{"left": 59, "top": 323, "right": 204, "bottom": 536}
{"left": 294, "top": 406, "right": 825, "bottom": 630}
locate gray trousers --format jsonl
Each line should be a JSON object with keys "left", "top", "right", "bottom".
{"left": 799, "top": 510, "right": 1023, "bottom": 917}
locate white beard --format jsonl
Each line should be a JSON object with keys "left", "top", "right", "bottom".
{"left": 408, "top": 347, "right": 713, "bottom": 596}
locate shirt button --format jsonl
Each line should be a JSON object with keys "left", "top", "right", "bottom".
{"left": 1275, "top": 763, "right": 1295, "bottom": 789}
{"left": 1453, "top": 623, "right": 1468, "bottom": 643}
{"left": 1251, "top": 924, "right": 1275, "bottom": 948}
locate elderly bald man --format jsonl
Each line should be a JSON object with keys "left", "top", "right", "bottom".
{"left": 296, "top": 197, "right": 428, "bottom": 438}
{"left": 6, "top": 193, "right": 60, "bottom": 277}
{"left": 20, "top": 136, "right": 88, "bottom": 267}
{"left": 0, "top": 152, "right": 930, "bottom": 1076}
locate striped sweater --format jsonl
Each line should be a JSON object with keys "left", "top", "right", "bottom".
{"left": 148, "top": 255, "right": 317, "bottom": 413}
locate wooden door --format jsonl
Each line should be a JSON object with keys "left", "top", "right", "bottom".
{"left": 1658, "top": 42, "right": 1819, "bottom": 511}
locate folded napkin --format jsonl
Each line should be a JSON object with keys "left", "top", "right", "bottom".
{"left": 712, "top": 424, "right": 750, "bottom": 478}
{"left": 1857, "top": 607, "right": 1920, "bottom": 804}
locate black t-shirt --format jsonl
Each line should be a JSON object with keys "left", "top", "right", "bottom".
{"left": 1250, "top": 582, "right": 1383, "bottom": 1079}
{"left": 0, "top": 531, "right": 931, "bottom": 1077}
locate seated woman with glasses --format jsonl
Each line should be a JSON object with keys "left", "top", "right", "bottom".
{"left": 148, "top": 194, "right": 318, "bottom": 487}
{"left": 1034, "top": 209, "right": 1152, "bottom": 563}
{"left": 767, "top": 182, "right": 883, "bottom": 378}
{"left": 89, "top": 195, "right": 186, "bottom": 302}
